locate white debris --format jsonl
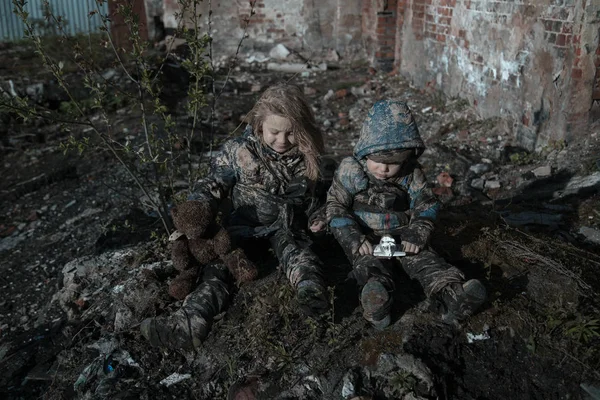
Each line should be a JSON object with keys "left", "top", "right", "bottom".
{"left": 266, "top": 62, "right": 327, "bottom": 73}
{"left": 268, "top": 44, "right": 290, "bottom": 60}
{"left": 531, "top": 165, "right": 551, "bottom": 178}
{"left": 421, "top": 106, "right": 432, "bottom": 113}
{"left": 160, "top": 372, "right": 192, "bottom": 387}
{"left": 469, "top": 163, "right": 491, "bottom": 175}
{"left": 485, "top": 180, "right": 501, "bottom": 189}
{"left": 467, "top": 326, "right": 491, "bottom": 343}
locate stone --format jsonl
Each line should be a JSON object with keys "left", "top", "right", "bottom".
{"left": 471, "top": 178, "right": 485, "bottom": 190}
{"left": 326, "top": 49, "right": 340, "bottom": 62}
{"left": 304, "top": 87, "right": 317, "bottom": 96}
{"left": 323, "top": 89, "right": 335, "bottom": 101}
{"left": 579, "top": 226, "right": 600, "bottom": 245}
{"left": 485, "top": 180, "right": 501, "bottom": 189}
{"left": 469, "top": 163, "right": 491, "bottom": 175}
{"left": 268, "top": 44, "right": 290, "bottom": 60}
{"left": 26, "top": 83, "right": 44, "bottom": 103}
{"left": 553, "top": 172, "right": 600, "bottom": 198}
{"left": 532, "top": 165, "right": 551, "bottom": 178}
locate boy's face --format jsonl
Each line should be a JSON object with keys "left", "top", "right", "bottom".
{"left": 262, "top": 114, "right": 296, "bottom": 153}
{"left": 366, "top": 159, "right": 403, "bottom": 180}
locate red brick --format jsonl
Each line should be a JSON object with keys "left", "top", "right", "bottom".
{"left": 426, "top": 14, "right": 434, "bottom": 22}
{"left": 436, "top": 34, "right": 446, "bottom": 42}
{"left": 561, "top": 23, "right": 573, "bottom": 34}
{"left": 458, "top": 29, "right": 466, "bottom": 39}
{"left": 437, "top": 7, "right": 452, "bottom": 16}
{"left": 573, "top": 35, "right": 581, "bottom": 44}
{"left": 571, "top": 68, "right": 582, "bottom": 79}
{"left": 556, "top": 34, "right": 567, "bottom": 46}
{"left": 415, "top": 12, "right": 425, "bottom": 19}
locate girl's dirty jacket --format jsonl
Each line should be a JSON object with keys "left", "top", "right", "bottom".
{"left": 326, "top": 101, "right": 440, "bottom": 259}
{"left": 190, "top": 126, "right": 331, "bottom": 237}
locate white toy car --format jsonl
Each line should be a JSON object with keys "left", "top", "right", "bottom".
{"left": 373, "top": 235, "right": 406, "bottom": 258}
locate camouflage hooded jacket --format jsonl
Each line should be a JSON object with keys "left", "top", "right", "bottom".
{"left": 190, "top": 126, "right": 331, "bottom": 236}
{"left": 326, "top": 100, "right": 440, "bottom": 255}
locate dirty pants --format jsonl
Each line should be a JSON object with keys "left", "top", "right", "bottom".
{"left": 353, "top": 249, "right": 465, "bottom": 298}
{"left": 180, "top": 227, "right": 325, "bottom": 324}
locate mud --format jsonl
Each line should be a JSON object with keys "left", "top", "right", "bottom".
{"left": 1, "top": 46, "right": 600, "bottom": 399}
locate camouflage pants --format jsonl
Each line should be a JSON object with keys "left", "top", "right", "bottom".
{"left": 269, "top": 229, "right": 325, "bottom": 289}
{"left": 181, "top": 227, "right": 324, "bottom": 323}
{"left": 353, "top": 249, "right": 464, "bottom": 298}
{"left": 180, "top": 261, "right": 232, "bottom": 324}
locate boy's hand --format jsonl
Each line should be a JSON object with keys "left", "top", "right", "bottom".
{"left": 358, "top": 239, "right": 373, "bottom": 256}
{"left": 401, "top": 241, "right": 421, "bottom": 255}
{"left": 310, "top": 220, "right": 326, "bottom": 232}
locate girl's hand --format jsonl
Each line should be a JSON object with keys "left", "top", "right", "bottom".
{"left": 310, "top": 220, "right": 326, "bottom": 233}
{"left": 401, "top": 241, "right": 421, "bottom": 255}
{"left": 358, "top": 240, "right": 373, "bottom": 256}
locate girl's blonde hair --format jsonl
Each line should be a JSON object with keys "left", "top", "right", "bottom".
{"left": 246, "top": 83, "right": 324, "bottom": 181}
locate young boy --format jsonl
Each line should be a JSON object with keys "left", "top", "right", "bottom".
{"left": 326, "top": 100, "right": 486, "bottom": 328}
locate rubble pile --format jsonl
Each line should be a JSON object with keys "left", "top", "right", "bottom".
{"left": 1, "top": 42, "right": 599, "bottom": 399}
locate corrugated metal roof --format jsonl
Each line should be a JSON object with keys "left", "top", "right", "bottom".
{"left": 1, "top": 0, "right": 109, "bottom": 42}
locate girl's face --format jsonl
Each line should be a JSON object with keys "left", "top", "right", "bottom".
{"left": 262, "top": 114, "right": 296, "bottom": 153}
{"left": 366, "top": 159, "right": 403, "bottom": 180}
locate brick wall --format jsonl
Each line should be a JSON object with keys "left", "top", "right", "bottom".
{"left": 161, "top": 0, "right": 362, "bottom": 58}
{"left": 592, "top": 31, "right": 600, "bottom": 101}
{"left": 394, "top": 0, "right": 599, "bottom": 149}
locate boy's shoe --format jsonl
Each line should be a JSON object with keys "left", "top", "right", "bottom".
{"left": 296, "top": 280, "right": 329, "bottom": 317}
{"left": 360, "top": 278, "right": 391, "bottom": 330}
{"left": 439, "top": 279, "right": 487, "bottom": 325}
{"left": 140, "top": 309, "right": 209, "bottom": 351}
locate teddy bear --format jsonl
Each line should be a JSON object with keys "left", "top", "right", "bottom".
{"left": 168, "top": 200, "right": 258, "bottom": 300}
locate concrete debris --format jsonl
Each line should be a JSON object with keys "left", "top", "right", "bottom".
{"left": 245, "top": 53, "right": 269, "bottom": 63}
{"left": 532, "top": 165, "right": 552, "bottom": 178}
{"left": 101, "top": 69, "right": 118, "bottom": 81}
{"left": 160, "top": 372, "right": 192, "bottom": 387}
{"left": 484, "top": 180, "right": 501, "bottom": 189}
{"left": 266, "top": 62, "right": 327, "bottom": 73}
{"left": 469, "top": 163, "right": 491, "bottom": 175}
{"left": 467, "top": 325, "right": 491, "bottom": 343}
{"left": 323, "top": 89, "right": 335, "bottom": 101}
{"left": 268, "top": 44, "right": 290, "bottom": 60}
{"left": 471, "top": 178, "right": 485, "bottom": 190}
{"left": 554, "top": 172, "right": 600, "bottom": 198}
{"left": 578, "top": 226, "right": 600, "bottom": 245}
{"left": 26, "top": 83, "right": 44, "bottom": 103}
{"left": 326, "top": 49, "right": 340, "bottom": 62}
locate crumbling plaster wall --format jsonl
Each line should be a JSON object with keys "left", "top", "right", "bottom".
{"left": 160, "top": 0, "right": 363, "bottom": 57}
{"left": 395, "top": 0, "right": 599, "bottom": 149}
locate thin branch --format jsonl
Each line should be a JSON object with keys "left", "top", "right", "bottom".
{"left": 214, "top": 0, "right": 257, "bottom": 102}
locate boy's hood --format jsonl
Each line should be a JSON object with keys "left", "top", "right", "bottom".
{"left": 354, "top": 100, "right": 425, "bottom": 160}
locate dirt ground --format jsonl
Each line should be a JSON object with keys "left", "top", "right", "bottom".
{"left": 1, "top": 44, "right": 600, "bottom": 400}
